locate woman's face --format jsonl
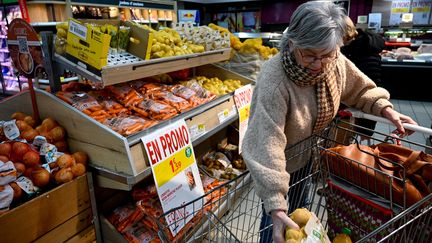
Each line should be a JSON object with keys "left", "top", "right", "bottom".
{"left": 293, "top": 48, "right": 338, "bottom": 74}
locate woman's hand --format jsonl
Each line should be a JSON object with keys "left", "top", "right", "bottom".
{"left": 271, "top": 210, "right": 300, "bottom": 243}
{"left": 381, "top": 107, "right": 417, "bottom": 140}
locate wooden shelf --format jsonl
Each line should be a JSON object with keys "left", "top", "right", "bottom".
{"left": 54, "top": 48, "right": 231, "bottom": 87}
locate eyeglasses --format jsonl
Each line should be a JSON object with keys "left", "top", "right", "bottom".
{"left": 297, "top": 49, "right": 338, "bottom": 64}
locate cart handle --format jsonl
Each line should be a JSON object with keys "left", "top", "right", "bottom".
{"left": 344, "top": 108, "right": 432, "bottom": 136}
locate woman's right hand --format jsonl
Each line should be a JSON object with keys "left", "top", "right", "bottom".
{"left": 271, "top": 210, "right": 300, "bottom": 243}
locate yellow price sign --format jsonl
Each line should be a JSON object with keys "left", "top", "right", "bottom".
{"left": 153, "top": 146, "right": 195, "bottom": 187}
{"left": 238, "top": 104, "right": 251, "bottom": 123}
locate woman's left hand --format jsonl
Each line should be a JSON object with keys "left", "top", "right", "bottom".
{"left": 381, "top": 107, "right": 417, "bottom": 139}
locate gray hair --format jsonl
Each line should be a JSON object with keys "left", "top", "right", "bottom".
{"left": 280, "top": 1, "right": 347, "bottom": 53}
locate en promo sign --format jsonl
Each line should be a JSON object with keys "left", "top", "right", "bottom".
{"left": 142, "top": 119, "right": 204, "bottom": 236}
{"left": 234, "top": 84, "right": 253, "bottom": 153}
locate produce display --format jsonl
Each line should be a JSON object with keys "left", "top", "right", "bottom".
{"left": 53, "top": 72, "right": 243, "bottom": 137}
{"left": 107, "top": 173, "right": 227, "bottom": 242}
{"left": 0, "top": 112, "right": 88, "bottom": 213}
{"left": 174, "top": 22, "right": 230, "bottom": 51}
{"left": 208, "top": 23, "right": 278, "bottom": 60}
{"left": 54, "top": 19, "right": 228, "bottom": 64}
{"left": 200, "top": 140, "right": 247, "bottom": 181}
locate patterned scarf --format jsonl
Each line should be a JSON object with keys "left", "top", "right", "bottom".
{"left": 281, "top": 49, "right": 339, "bottom": 134}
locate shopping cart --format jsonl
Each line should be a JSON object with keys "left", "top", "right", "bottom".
{"left": 155, "top": 110, "right": 432, "bottom": 243}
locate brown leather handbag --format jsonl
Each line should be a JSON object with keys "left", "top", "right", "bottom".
{"left": 322, "top": 143, "right": 432, "bottom": 207}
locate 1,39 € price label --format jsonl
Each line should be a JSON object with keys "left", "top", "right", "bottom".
{"left": 152, "top": 146, "right": 195, "bottom": 187}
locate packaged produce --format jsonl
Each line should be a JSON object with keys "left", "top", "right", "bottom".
{"left": 135, "top": 99, "right": 177, "bottom": 121}
{"left": 147, "top": 90, "right": 192, "bottom": 113}
{"left": 105, "top": 116, "right": 157, "bottom": 136}
{"left": 180, "top": 79, "right": 216, "bottom": 102}
{"left": 87, "top": 90, "right": 130, "bottom": 117}
{"left": 56, "top": 91, "right": 111, "bottom": 123}
{"left": 118, "top": 26, "right": 131, "bottom": 51}
{"left": 286, "top": 208, "right": 331, "bottom": 243}
{"left": 105, "top": 84, "right": 144, "bottom": 108}
{"left": 123, "top": 220, "right": 161, "bottom": 243}
{"left": 169, "top": 84, "right": 206, "bottom": 107}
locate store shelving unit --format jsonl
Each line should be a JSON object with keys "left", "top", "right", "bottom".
{"left": 53, "top": 48, "right": 231, "bottom": 86}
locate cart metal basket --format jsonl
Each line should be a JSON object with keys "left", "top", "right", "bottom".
{"left": 156, "top": 110, "right": 432, "bottom": 242}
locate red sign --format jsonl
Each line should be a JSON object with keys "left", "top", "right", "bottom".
{"left": 7, "top": 19, "right": 43, "bottom": 78}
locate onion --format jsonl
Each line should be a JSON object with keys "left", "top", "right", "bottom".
{"left": 0, "top": 143, "right": 11, "bottom": 157}
{"left": 23, "top": 167, "right": 33, "bottom": 178}
{"left": 11, "top": 112, "right": 27, "bottom": 121}
{"left": 72, "top": 151, "right": 88, "bottom": 166}
{"left": 0, "top": 155, "right": 9, "bottom": 162}
{"left": 13, "top": 162, "right": 26, "bottom": 175}
{"left": 42, "top": 118, "right": 58, "bottom": 131}
{"left": 57, "top": 154, "right": 75, "bottom": 168}
{"left": 48, "top": 126, "right": 66, "bottom": 142}
{"left": 22, "top": 150, "right": 40, "bottom": 167}
{"left": 24, "top": 116, "right": 36, "bottom": 128}
{"left": 12, "top": 142, "right": 30, "bottom": 162}
{"left": 9, "top": 182, "right": 23, "bottom": 201}
{"left": 31, "top": 167, "right": 50, "bottom": 187}
{"left": 55, "top": 167, "right": 74, "bottom": 184}
{"left": 21, "top": 129, "right": 39, "bottom": 141}
{"left": 71, "top": 163, "right": 86, "bottom": 177}
{"left": 16, "top": 120, "right": 32, "bottom": 132}
{"left": 54, "top": 140, "right": 68, "bottom": 152}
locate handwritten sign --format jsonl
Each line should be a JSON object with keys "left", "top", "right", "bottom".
{"left": 142, "top": 119, "right": 204, "bottom": 236}
{"left": 234, "top": 84, "right": 253, "bottom": 154}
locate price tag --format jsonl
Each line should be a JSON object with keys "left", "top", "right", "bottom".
{"left": 3, "top": 120, "right": 20, "bottom": 140}
{"left": 141, "top": 120, "right": 204, "bottom": 237}
{"left": 16, "top": 176, "right": 39, "bottom": 195}
{"left": 69, "top": 20, "right": 87, "bottom": 40}
{"left": 189, "top": 124, "right": 206, "bottom": 141}
{"left": 217, "top": 105, "right": 237, "bottom": 124}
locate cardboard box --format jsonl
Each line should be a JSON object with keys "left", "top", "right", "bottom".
{"left": 66, "top": 19, "right": 111, "bottom": 70}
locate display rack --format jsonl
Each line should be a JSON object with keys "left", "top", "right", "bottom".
{"left": 53, "top": 48, "right": 231, "bottom": 86}
{"left": 12, "top": 44, "right": 251, "bottom": 190}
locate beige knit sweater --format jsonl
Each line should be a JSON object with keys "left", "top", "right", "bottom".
{"left": 242, "top": 53, "right": 393, "bottom": 214}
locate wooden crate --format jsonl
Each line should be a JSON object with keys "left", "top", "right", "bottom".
{"left": 0, "top": 175, "right": 92, "bottom": 243}
{"left": 0, "top": 65, "right": 252, "bottom": 183}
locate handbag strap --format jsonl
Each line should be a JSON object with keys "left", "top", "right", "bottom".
{"left": 374, "top": 147, "right": 429, "bottom": 175}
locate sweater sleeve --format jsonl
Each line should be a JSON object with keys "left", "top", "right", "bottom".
{"left": 341, "top": 55, "right": 393, "bottom": 116}
{"left": 242, "top": 77, "right": 290, "bottom": 214}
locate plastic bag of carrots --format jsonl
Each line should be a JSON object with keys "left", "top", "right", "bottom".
{"left": 181, "top": 79, "right": 217, "bottom": 102}
{"left": 56, "top": 91, "right": 110, "bottom": 123}
{"left": 122, "top": 220, "right": 161, "bottom": 243}
{"left": 105, "top": 84, "right": 144, "bottom": 108}
{"left": 135, "top": 99, "right": 178, "bottom": 121}
{"left": 168, "top": 85, "right": 207, "bottom": 107}
{"left": 87, "top": 90, "right": 130, "bottom": 117}
{"left": 105, "top": 116, "right": 157, "bottom": 136}
{"left": 147, "top": 90, "right": 192, "bottom": 113}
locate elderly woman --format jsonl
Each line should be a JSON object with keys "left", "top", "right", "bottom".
{"left": 241, "top": 2, "right": 417, "bottom": 243}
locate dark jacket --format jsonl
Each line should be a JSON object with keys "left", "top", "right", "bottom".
{"left": 341, "top": 29, "right": 385, "bottom": 86}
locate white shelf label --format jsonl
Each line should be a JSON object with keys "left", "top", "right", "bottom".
{"left": 189, "top": 124, "right": 206, "bottom": 141}
{"left": 217, "top": 105, "right": 237, "bottom": 124}
{"left": 69, "top": 20, "right": 87, "bottom": 40}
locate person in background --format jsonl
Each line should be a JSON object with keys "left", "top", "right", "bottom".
{"left": 341, "top": 16, "right": 386, "bottom": 138}
{"left": 241, "top": 2, "right": 417, "bottom": 243}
